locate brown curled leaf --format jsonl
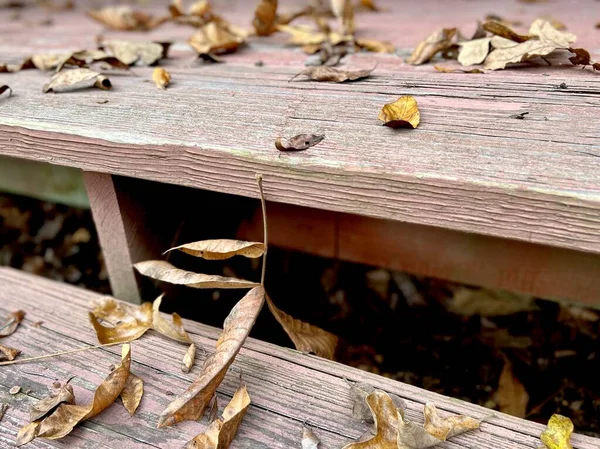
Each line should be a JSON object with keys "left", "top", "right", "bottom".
{"left": 423, "top": 403, "right": 481, "bottom": 440}
{"left": 87, "top": 5, "right": 168, "bottom": 31}
{"left": 0, "top": 310, "right": 25, "bottom": 337}
{"left": 0, "top": 343, "right": 21, "bottom": 361}
{"left": 347, "top": 381, "right": 406, "bottom": 422}
{"left": 43, "top": 68, "right": 111, "bottom": 93}
{"left": 134, "top": 260, "right": 260, "bottom": 289}
{"left": 165, "top": 239, "right": 265, "bottom": 260}
{"left": 99, "top": 39, "right": 170, "bottom": 66}
{"left": 158, "top": 287, "right": 264, "bottom": 428}
{"left": 378, "top": 96, "right": 420, "bottom": 129}
{"left": 482, "top": 20, "right": 531, "bottom": 43}
{"left": 89, "top": 299, "right": 152, "bottom": 344}
{"left": 275, "top": 134, "right": 325, "bottom": 152}
{"left": 290, "top": 66, "right": 373, "bottom": 82}
{"left": 184, "top": 385, "right": 251, "bottom": 448}
{"left": 406, "top": 28, "right": 456, "bottom": 65}
{"left": 152, "top": 295, "right": 192, "bottom": 344}
{"left": 266, "top": 294, "right": 337, "bottom": 359}
{"left": 182, "top": 343, "right": 196, "bottom": 373}
{"left": 30, "top": 384, "right": 75, "bottom": 422}
{"left": 188, "top": 21, "right": 245, "bottom": 57}
{"left": 252, "top": 0, "right": 278, "bottom": 36}
{"left": 120, "top": 373, "right": 144, "bottom": 416}
{"left": 152, "top": 67, "right": 171, "bottom": 89}
{"left": 355, "top": 38, "right": 395, "bottom": 54}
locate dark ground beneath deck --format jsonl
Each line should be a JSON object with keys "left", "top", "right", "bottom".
{"left": 1, "top": 191, "right": 599, "bottom": 437}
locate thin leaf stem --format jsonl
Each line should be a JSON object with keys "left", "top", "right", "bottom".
{"left": 0, "top": 341, "right": 126, "bottom": 366}
{"left": 256, "top": 174, "right": 268, "bottom": 286}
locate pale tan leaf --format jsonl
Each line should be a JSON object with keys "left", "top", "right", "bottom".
{"left": 188, "top": 21, "right": 245, "bottom": 56}
{"left": 89, "top": 299, "right": 152, "bottom": 344}
{"left": 0, "top": 310, "right": 25, "bottom": 337}
{"left": 529, "top": 19, "right": 576, "bottom": 48}
{"left": 448, "top": 287, "right": 537, "bottom": 316}
{"left": 541, "top": 414, "right": 574, "bottom": 449}
{"left": 348, "top": 381, "right": 406, "bottom": 422}
{"left": 406, "top": 28, "right": 456, "bottom": 65}
{"left": 30, "top": 384, "right": 75, "bottom": 422}
{"left": 490, "top": 36, "right": 520, "bottom": 49}
{"left": 0, "top": 343, "right": 20, "bottom": 361}
{"left": 134, "top": 260, "right": 260, "bottom": 289}
{"left": 152, "top": 67, "right": 171, "bottom": 89}
{"left": 17, "top": 422, "right": 40, "bottom": 446}
{"left": 100, "top": 40, "right": 169, "bottom": 66}
{"left": 276, "top": 24, "right": 328, "bottom": 46}
{"left": 495, "top": 358, "right": 528, "bottom": 418}
{"left": 0, "top": 403, "right": 8, "bottom": 422}
{"left": 378, "top": 96, "right": 420, "bottom": 129}
{"left": 458, "top": 37, "right": 491, "bottom": 66}
{"left": 182, "top": 343, "right": 196, "bottom": 373}
{"left": 23, "top": 344, "right": 131, "bottom": 441}
{"left": 120, "top": 373, "right": 144, "bottom": 416}
{"left": 331, "top": 0, "right": 354, "bottom": 35}
{"left": 158, "top": 287, "right": 264, "bottom": 427}
{"left": 290, "top": 66, "right": 373, "bottom": 82}
{"left": 275, "top": 134, "right": 325, "bottom": 151}
{"left": 152, "top": 295, "right": 192, "bottom": 343}
{"left": 342, "top": 390, "right": 400, "bottom": 449}
{"left": 253, "top": 0, "right": 277, "bottom": 36}
{"left": 43, "top": 68, "right": 111, "bottom": 93}
{"left": 433, "top": 65, "right": 484, "bottom": 74}
{"left": 166, "top": 239, "right": 265, "bottom": 260}
{"left": 266, "top": 295, "right": 337, "bottom": 359}
{"left": 87, "top": 5, "right": 167, "bottom": 31}
{"left": 423, "top": 403, "right": 481, "bottom": 440}
{"left": 355, "top": 38, "right": 395, "bottom": 53}
{"left": 302, "top": 425, "right": 321, "bottom": 449}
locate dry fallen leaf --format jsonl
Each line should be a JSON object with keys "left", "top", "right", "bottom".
{"left": 495, "top": 357, "right": 528, "bottom": 418}
{"left": 275, "top": 134, "right": 325, "bottom": 151}
{"left": 302, "top": 425, "right": 321, "bottom": 449}
{"left": 253, "top": 0, "right": 278, "bottom": 36}
{"left": 120, "top": 373, "right": 144, "bottom": 416}
{"left": 458, "top": 37, "right": 491, "bottom": 66}
{"left": 378, "top": 96, "right": 420, "bottom": 129}
{"left": 30, "top": 384, "right": 75, "bottom": 422}
{"left": 355, "top": 38, "right": 395, "bottom": 54}
{"left": 348, "top": 381, "right": 405, "bottom": 422}
{"left": 343, "top": 390, "right": 400, "bottom": 449}
{"left": 18, "top": 344, "right": 131, "bottom": 445}
{"left": 189, "top": 21, "right": 245, "bottom": 56}
{"left": 0, "top": 403, "right": 8, "bottom": 423}
{"left": 100, "top": 39, "right": 170, "bottom": 66}
{"left": 423, "top": 403, "right": 481, "bottom": 441}
{"left": 359, "top": 0, "right": 379, "bottom": 11}
{"left": 152, "top": 67, "right": 171, "bottom": 89}
{"left": 331, "top": 0, "right": 355, "bottom": 35}
{"left": 434, "top": 65, "right": 484, "bottom": 74}
{"left": 406, "top": 28, "right": 456, "bottom": 65}
{"left": 529, "top": 18, "right": 576, "bottom": 47}
{"left": 56, "top": 50, "right": 130, "bottom": 72}
{"left": 541, "top": 414, "right": 573, "bottom": 449}
{"left": 87, "top": 5, "right": 168, "bottom": 31}
{"left": 166, "top": 239, "right": 265, "bottom": 260}
{"left": 0, "top": 343, "right": 21, "bottom": 361}
{"left": 266, "top": 294, "right": 337, "bottom": 359}
{"left": 158, "top": 286, "right": 264, "bottom": 427}
{"left": 482, "top": 20, "right": 531, "bottom": 43}
{"left": 290, "top": 66, "right": 373, "bottom": 82}
{"left": 182, "top": 343, "right": 196, "bottom": 373}
{"left": 0, "top": 85, "right": 12, "bottom": 98}
{"left": 0, "top": 310, "right": 25, "bottom": 337}
{"left": 135, "top": 260, "right": 260, "bottom": 289}
{"left": 152, "top": 295, "right": 192, "bottom": 343}
{"left": 277, "top": 25, "right": 329, "bottom": 46}
{"left": 568, "top": 47, "right": 600, "bottom": 71}
{"left": 448, "top": 287, "right": 537, "bottom": 316}
{"left": 43, "top": 68, "right": 111, "bottom": 93}
{"left": 185, "top": 384, "right": 251, "bottom": 449}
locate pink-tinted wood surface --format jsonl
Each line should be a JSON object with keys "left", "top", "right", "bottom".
{"left": 1, "top": 267, "right": 600, "bottom": 448}
{"left": 0, "top": 1, "right": 599, "bottom": 254}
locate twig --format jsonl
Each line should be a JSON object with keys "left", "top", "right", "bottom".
{"left": 0, "top": 341, "right": 125, "bottom": 366}
{"left": 255, "top": 174, "right": 268, "bottom": 286}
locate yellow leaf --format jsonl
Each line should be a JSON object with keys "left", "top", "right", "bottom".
{"left": 378, "top": 96, "right": 420, "bottom": 129}
{"left": 134, "top": 260, "right": 260, "bottom": 289}
{"left": 120, "top": 373, "right": 144, "bottom": 416}
{"left": 89, "top": 299, "right": 152, "bottom": 344}
{"left": 185, "top": 385, "right": 251, "bottom": 448}
{"left": 266, "top": 294, "right": 337, "bottom": 359}
{"left": 423, "top": 403, "right": 481, "bottom": 440}
{"left": 188, "top": 21, "right": 245, "bottom": 56}
{"left": 252, "top": 0, "right": 278, "bottom": 36}
{"left": 166, "top": 239, "right": 265, "bottom": 260}
{"left": 276, "top": 25, "right": 329, "bottom": 46}
{"left": 158, "top": 287, "right": 264, "bottom": 427}
{"left": 182, "top": 343, "right": 196, "bottom": 373}
{"left": 541, "top": 414, "right": 574, "bottom": 449}
{"left": 152, "top": 295, "right": 192, "bottom": 343}
{"left": 152, "top": 67, "right": 171, "bottom": 89}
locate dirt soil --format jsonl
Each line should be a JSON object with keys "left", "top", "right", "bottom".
{"left": 1, "top": 192, "right": 598, "bottom": 437}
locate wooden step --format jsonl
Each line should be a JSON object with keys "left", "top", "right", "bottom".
{"left": 0, "top": 268, "right": 598, "bottom": 448}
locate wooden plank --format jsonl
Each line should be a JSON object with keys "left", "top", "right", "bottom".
{"left": 1, "top": 268, "right": 599, "bottom": 448}
{"left": 237, "top": 202, "right": 600, "bottom": 305}
{"left": 1, "top": 1, "right": 599, "bottom": 254}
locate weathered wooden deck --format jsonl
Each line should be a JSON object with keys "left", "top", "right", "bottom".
{"left": 0, "top": 267, "right": 598, "bottom": 448}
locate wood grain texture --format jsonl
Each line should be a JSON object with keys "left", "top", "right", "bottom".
{"left": 237, "top": 202, "right": 600, "bottom": 304}
{"left": 1, "top": 0, "right": 600, "bottom": 254}
{"left": 1, "top": 268, "right": 599, "bottom": 448}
